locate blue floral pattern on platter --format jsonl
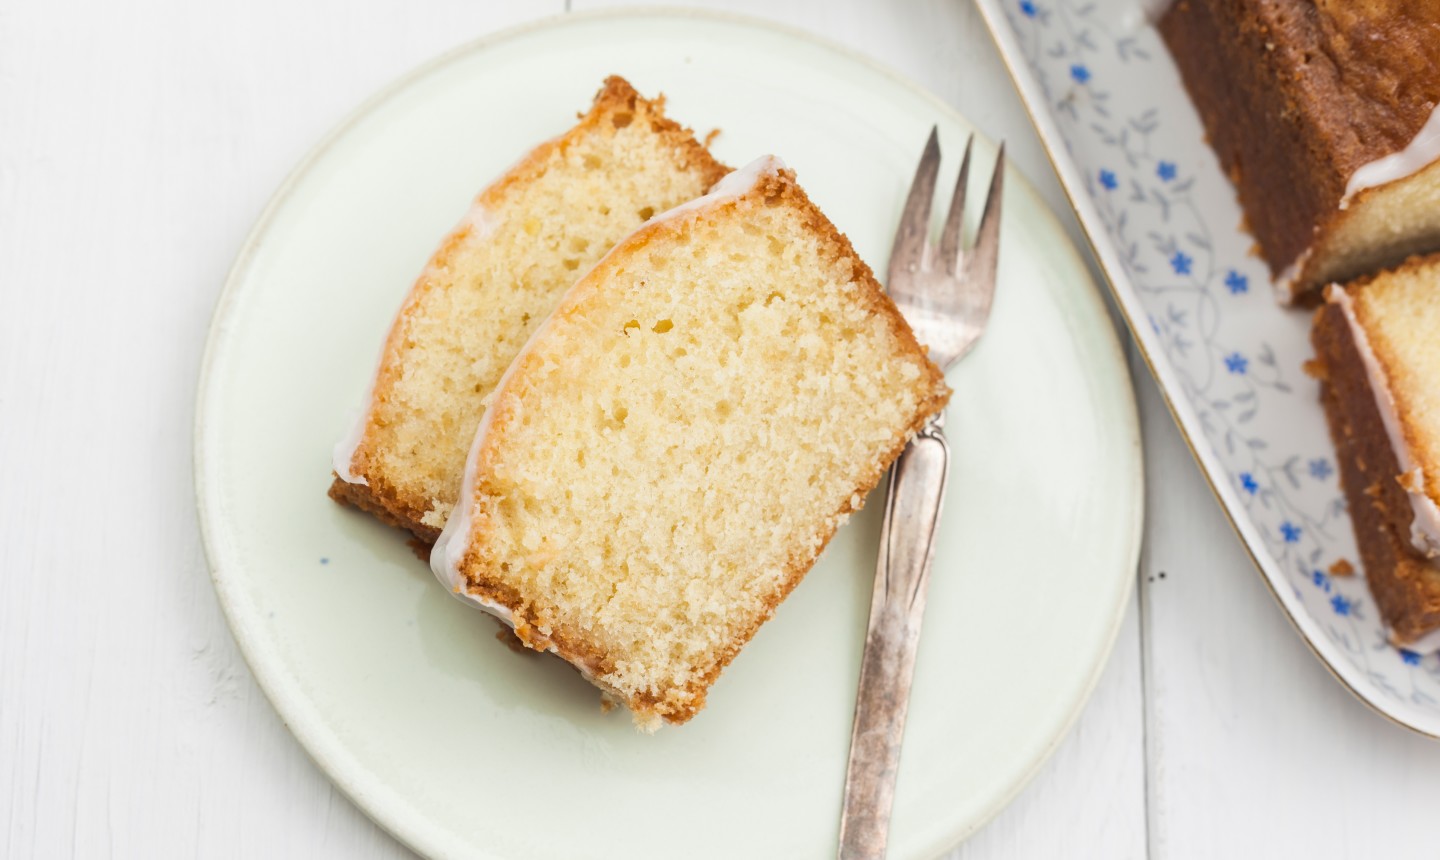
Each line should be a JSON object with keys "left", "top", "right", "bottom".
{"left": 990, "top": 0, "right": 1440, "bottom": 725}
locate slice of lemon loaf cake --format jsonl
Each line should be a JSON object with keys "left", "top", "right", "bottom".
{"left": 1312, "top": 254, "right": 1440, "bottom": 646}
{"left": 331, "top": 77, "right": 729, "bottom": 542}
{"left": 432, "top": 157, "right": 950, "bottom": 728}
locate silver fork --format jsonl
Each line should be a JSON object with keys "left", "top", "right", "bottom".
{"left": 838, "top": 127, "right": 1004, "bottom": 860}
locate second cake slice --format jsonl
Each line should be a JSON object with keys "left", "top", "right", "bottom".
{"left": 432, "top": 157, "right": 950, "bottom": 728}
{"left": 330, "top": 76, "right": 728, "bottom": 542}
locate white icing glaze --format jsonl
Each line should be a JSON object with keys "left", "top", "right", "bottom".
{"left": 430, "top": 382, "right": 500, "bottom": 597}
{"left": 428, "top": 154, "right": 786, "bottom": 665}
{"left": 1343, "top": 105, "right": 1440, "bottom": 207}
{"left": 1390, "top": 625, "right": 1440, "bottom": 656}
{"left": 330, "top": 204, "right": 501, "bottom": 487}
{"left": 331, "top": 410, "right": 372, "bottom": 486}
{"left": 649, "top": 154, "right": 786, "bottom": 222}
{"left": 1117, "top": 0, "right": 1174, "bottom": 33}
{"left": 1331, "top": 286, "right": 1440, "bottom": 558}
{"left": 1274, "top": 250, "right": 1310, "bottom": 305}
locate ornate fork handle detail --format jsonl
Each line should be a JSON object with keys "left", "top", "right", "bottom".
{"left": 838, "top": 412, "right": 949, "bottom": 860}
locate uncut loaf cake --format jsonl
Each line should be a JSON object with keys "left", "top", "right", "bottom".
{"left": 1161, "top": 0, "right": 1440, "bottom": 302}
{"left": 330, "top": 77, "right": 728, "bottom": 542}
{"left": 432, "top": 157, "right": 950, "bottom": 729}
{"left": 1312, "top": 254, "right": 1440, "bottom": 647}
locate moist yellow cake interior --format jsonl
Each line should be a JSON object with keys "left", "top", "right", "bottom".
{"left": 460, "top": 171, "right": 946, "bottom": 722}
{"left": 351, "top": 83, "right": 723, "bottom": 533}
{"left": 1310, "top": 159, "right": 1440, "bottom": 290}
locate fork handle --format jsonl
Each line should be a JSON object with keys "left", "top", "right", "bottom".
{"left": 838, "top": 412, "right": 950, "bottom": 860}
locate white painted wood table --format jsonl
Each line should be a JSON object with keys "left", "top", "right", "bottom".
{"left": 5, "top": 1, "right": 1440, "bottom": 857}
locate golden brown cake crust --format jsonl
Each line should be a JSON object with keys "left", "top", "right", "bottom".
{"left": 328, "top": 475, "right": 442, "bottom": 545}
{"left": 332, "top": 76, "right": 730, "bottom": 544}
{"left": 454, "top": 167, "right": 950, "bottom": 725}
{"left": 1313, "top": 298, "right": 1440, "bottom": 642}
{"left": 1160, "top": 0, "right": 1440, "bottom": 294}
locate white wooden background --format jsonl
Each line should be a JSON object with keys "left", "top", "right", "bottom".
{"left": 5, "top": 0, "right": 1440, "bottom": 857}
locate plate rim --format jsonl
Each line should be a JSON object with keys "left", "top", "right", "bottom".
{"left": 972, "top": 0, "right": 1440, "bottom": 738}
{"left": 192, "top": 7, "right": 1149, "bottom": 857}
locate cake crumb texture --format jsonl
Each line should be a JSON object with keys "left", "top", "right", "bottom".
{"left": 331, "top": 76, "right": 728, "bottom": 542}
{"left": 452, "top": 164, "right": 948, "bottom": 726}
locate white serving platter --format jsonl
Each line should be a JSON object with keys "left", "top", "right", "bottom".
{"left": 977, "top": 0, "right": 1440, "bottom": 736}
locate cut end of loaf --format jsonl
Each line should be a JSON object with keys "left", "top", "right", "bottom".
{"left": 1327, "top": 255, "right": 1440, "bottom": 552}
{"left": 1287, "top": 160, "right": 1440, "bottom": 301}
{"left": 1312, "top": 253, "right": 1440, "bottom": 644}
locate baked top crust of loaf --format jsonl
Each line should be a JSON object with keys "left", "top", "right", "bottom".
{"left": 330, "top": 76, "right": 729, "bottom": 543}
{"left": 1160, "top": 0, "right": 1440, "bottom": 299}
{"left": 434, "top": 157, "right": 950, "bottom": 728}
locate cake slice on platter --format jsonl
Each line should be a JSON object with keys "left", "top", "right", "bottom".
{"left": 1311, "top": 254, "right": 1440, "bottom": 648}
{"left": 432, "top": 157, "right": 950, "bottom": 729}
{"left": 330, "top": 76, "right": 728, "bottom": 542}
{"left": 1161, "top": 0, "right": 1440, "bottom": 303}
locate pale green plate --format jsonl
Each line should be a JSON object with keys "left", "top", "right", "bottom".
{"left": 194, "top": 10, "right": 1142, "bottom": 859}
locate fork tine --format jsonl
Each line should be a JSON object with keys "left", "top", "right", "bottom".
{"left": 962, "top": 144, "right": 1005, "bottom": 310}
{"left": 887, "top": 127, "right": 941, "bottom": 287}
{"left": 938, "top": 135, "right": 973, "bottom": 274}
